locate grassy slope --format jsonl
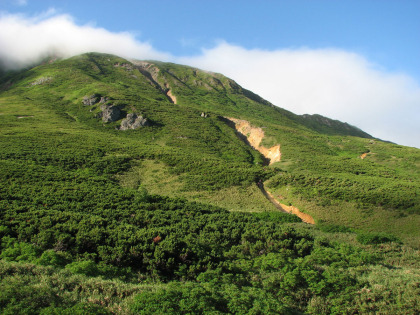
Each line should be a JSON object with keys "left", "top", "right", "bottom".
{"left": 1, "top": 53, "right": 419, "bottom": 246}
{"left": 0, "top": 53, "right": 419, "bottom": 313}
{"left": 132, "top": 58, "right": 420, "bottom": 246}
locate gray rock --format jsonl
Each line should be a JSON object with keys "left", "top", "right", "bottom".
{"left": 120, "top": 113, "right": 150, "bottom": 130}
{"left": 31, "top": 76, "right": 52, "bottom": 86}
{"left": 82, "top": 95, "right": 99, "bottom": 106}
{"left": 99, "top": 96, "right": 109, "bottom": 103}
{"left": 100, "top": 104, "right": 121, "bottom": 122}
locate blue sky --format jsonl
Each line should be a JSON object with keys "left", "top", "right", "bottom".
{"left": 1, "top": 0, "right": 419, "bottom": 147}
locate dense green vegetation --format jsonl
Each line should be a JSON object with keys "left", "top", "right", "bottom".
{"left": 0, "top": 53, "right": 419, "bottom": 313}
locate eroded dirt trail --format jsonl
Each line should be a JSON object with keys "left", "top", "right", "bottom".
{"left": 166, "top": 89, "right": 177, "bottom": 104}
{"left": 225, "top": 117, "right": 314, "bottom": 224}
{"left": 226, "top": 117, "right": 281, "bottom": 165}
{"left": 257, "top": 183, "right": 315, "bottom": 224}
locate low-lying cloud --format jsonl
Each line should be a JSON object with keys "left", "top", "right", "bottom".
{"left": 1, "top": 12, "right": 419, "bottom": 148}
{"left": 180, "top": 43, "right": 420, "bottom": 148}
{"left": 0, "top": 12, "right": 169, "bottom": 69}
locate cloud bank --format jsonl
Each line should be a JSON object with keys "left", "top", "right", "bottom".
{"left": 180, "top": 43, "right": 420, "bottom": 148}
{"left": 0, "top": 12, "right": 419, "bottom": 148}
{"left": 0, "top": 12, "right": 169, "bottom": 69}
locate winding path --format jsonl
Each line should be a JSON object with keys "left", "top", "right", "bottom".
{"left": 224, "top": 117, "right": 315, "bottom": 224}
{"left": 257, "top": 182, "right": 315, "bottom": 224}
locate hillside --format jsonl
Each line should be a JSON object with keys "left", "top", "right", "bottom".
{"left": 0, "top": 52, "right": 419, "bottom": 314}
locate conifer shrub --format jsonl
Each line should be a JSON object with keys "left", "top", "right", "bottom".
{"left": 356, "top": 232, "right": 401, "bottom": 245}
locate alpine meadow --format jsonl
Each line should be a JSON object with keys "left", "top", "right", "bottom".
{"left": 0, "top": 53, "right": 419, "bottom": 314}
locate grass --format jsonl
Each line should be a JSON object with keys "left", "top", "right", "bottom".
{"left": 0, "top": 260, "right": 159, "bottom": 314}
{"left": 267, "top": 184, "right": 420, "bottom": 248}
{"left": 120, "top": 160, "right": 278, "bottom": 213}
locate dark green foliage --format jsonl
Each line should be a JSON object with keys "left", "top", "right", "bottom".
{"left": 129, "top": 281, "right": 288, "bottom": 314}
{"left": 253, "top": 211, "right": 302, "bottom": 223}
{"left": 357, "top": 232, "right": 401, "bottom": 245}
{"left": 65, "top": 260, "right": 100, "bottom": 276}
{"left": 318, "top": 223, "right": 353, "bottom": 233}
{"left": 41, "top": 304, "right": 111, "bottom": 315}
{"left": 0, "top": 277, "right": 61, "bottom": 314}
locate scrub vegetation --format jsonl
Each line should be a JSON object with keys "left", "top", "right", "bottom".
{"left": 0, "top": 53, "right": 419, "bottom": 314}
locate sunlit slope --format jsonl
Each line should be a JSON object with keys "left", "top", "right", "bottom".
{"left": 0, "top": 52, "right": 419, "bottom": 246}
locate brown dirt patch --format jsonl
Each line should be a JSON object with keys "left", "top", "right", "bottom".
{"left": 166, "top": 89, "right": 177, "bottom": 104}
{"left": 227, "top": 117, "right": 281, "bottom": 164}
{"left": 264, "top": 189, "right": 315, "bottom": 224}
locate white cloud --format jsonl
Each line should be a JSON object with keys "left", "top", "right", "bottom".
{"left": 179, "top": 42, "right": 420, "bottom": 148}
{"left": 0, "top": 12, "right": 170, "bottom": 69}
{"left": 0, "top": 13, "right": 419, "bottom": 148}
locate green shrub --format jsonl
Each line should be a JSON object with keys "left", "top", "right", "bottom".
{"left": 65, "top": 260, "right": 99, "bottom": 276}
{"left": 40, "top": 303, "right": 111, "bottom": 315}
{"left": 0, "top": 238, "right": 40, "bottom": 262}
{"left": 36, "top": 250, "right": 67, "bottom": 267}
{"left": 253, "top": 211, "right": 302, "bottom": 223}
{"left": 0, "top": 276, "right": 61, "bottom": 314}
{"left": 357, "top": 232, "right": 400, "bottom": 245}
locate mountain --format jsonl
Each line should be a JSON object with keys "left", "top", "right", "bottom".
{"left": 0, "top": 52, "right": 419, "bottom": 314}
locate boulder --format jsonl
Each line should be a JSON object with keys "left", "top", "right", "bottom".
{"left": 99, "top": 96, "right": 109, "bottom": 103}
{"left": 82, "top": 94, "right": 99, "bottom": 106}
{"left": 100, "top": 104, "right": 121, "bottom": 122}
{"left": 120, "top": 113, "right": 150, "bottom": 130}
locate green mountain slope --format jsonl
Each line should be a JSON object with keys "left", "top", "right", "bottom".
{"left": 0, "top": 52, "right": 419, "bottom": 314}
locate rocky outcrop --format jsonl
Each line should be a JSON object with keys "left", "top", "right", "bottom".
{"left": 83, "top": 94, "right": 110, "bottom": 106}
{"left": 99, "top": 104, "right": 121, "bottom": 122}
{"left": 31, "top": 77, "right": 52, "bottom": 86}
{"left": 82, "top": 94, "right": 99, "bottom": 106}
{"left": 120, "top": 113, "right": 150, "bottom": 130}
{"left": 99, "top": 96, "right": 109, "bottom": 103}
{"left": 131, "top": 61, "right": 177, "bottom": 104}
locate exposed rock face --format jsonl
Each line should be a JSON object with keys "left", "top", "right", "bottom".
{"left": 82, "top": 95, "right": 99, "bottom": 106}
{"left": 83, "top": 95, "right": 110, "bottom": 106}
{"left": 100, "top": 104, "right": 121, "bottom": 122}
{"left": 31, "top": 77, "right": 52, "bottom": 86}
{"left": 166, "top": 88, "right": 177, "bottom": 104}
{"left": 120, "top": 113, "right": 149, "bottom": 130}
{"left": 131, "top": 61, "right": 177, "bottom": 104}
{"left": 99, "top": 96, "right": 109, "bottom": 103}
